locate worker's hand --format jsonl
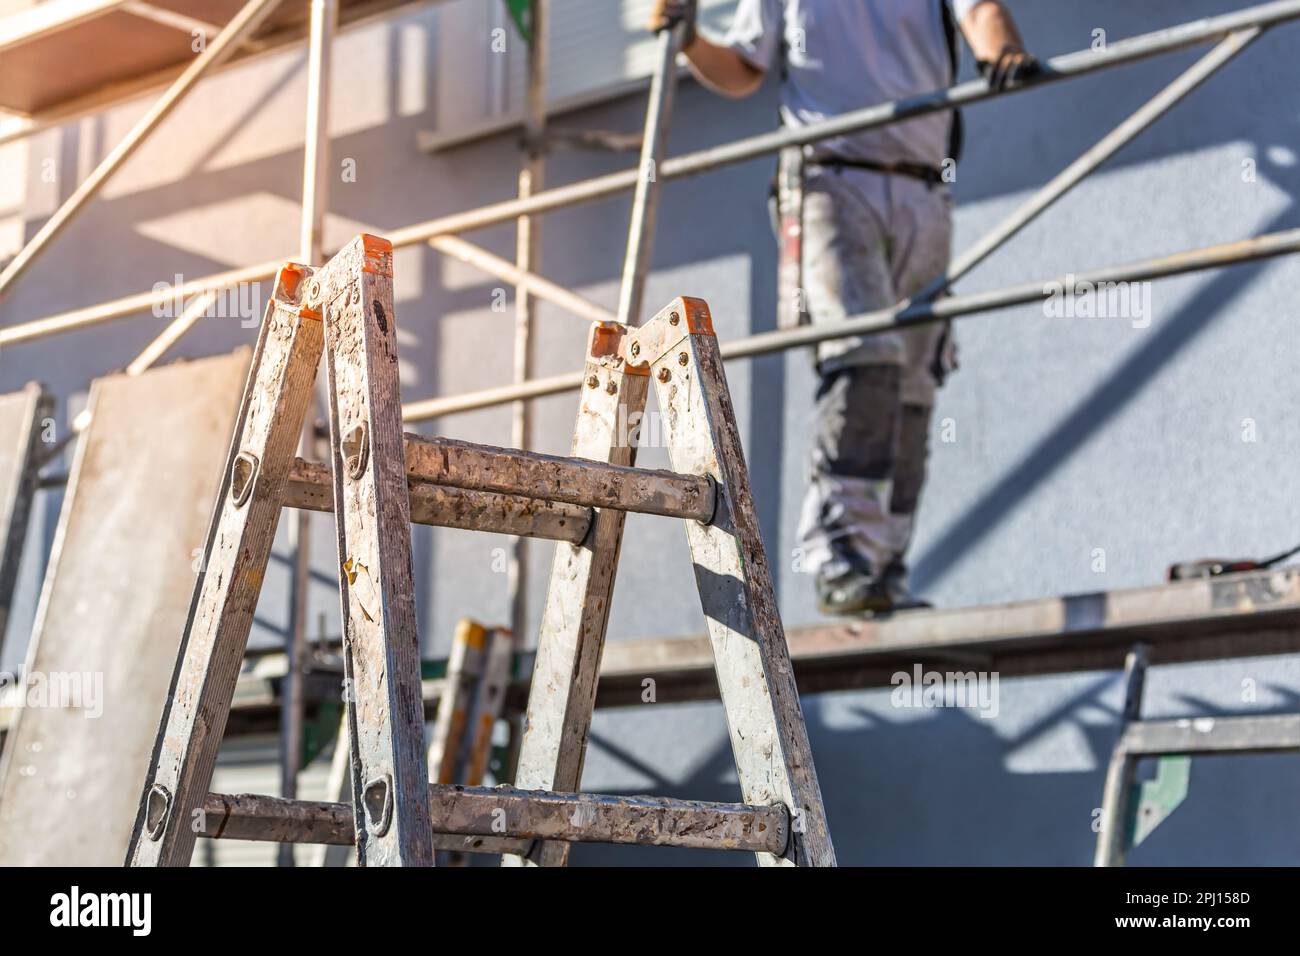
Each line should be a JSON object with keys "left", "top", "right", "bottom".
{"left": 647, "top": 0, "right": 697, "bottom": 47}
{"left": 977, "top": 45, "right": 1043, "bottom": 91}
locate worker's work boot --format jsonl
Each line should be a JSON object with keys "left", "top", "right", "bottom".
{"left": 816, "top": 558, "right": 932, "bottom": 618}
{"left": 877, "top": 561, "right": 933, "bottom": 614}
{"left": 816, "top": 566, "right": 887, "bottom": 616}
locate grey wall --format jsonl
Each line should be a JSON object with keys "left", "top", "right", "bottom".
{"left": 2, "top": 0, "right": 1298, "bottom": 865}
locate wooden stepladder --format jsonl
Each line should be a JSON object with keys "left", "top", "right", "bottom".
{"left": 127, "top": 233, "right": 834, "bottom": 867}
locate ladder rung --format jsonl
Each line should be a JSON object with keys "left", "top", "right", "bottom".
{"left": 403, "top": 434, "right": 716, "bottom": 523}
{"left": 201, "top": 785, "right": 788, "bottom": 854}
{"left": 201, "top": 792, "right": 531, "bottom": 856}
{"left": 286, "top": 458, "right": 592, "bottom": 545}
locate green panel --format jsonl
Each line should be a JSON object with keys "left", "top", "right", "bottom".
{"left": 302, "top": 699, "right": 343, "bottom": 769}
{"left": 1129, "top": 754, "right": 1191, "bottom": 848}
{"left": 504, "top": 0, "right": 531, "bottom": 41}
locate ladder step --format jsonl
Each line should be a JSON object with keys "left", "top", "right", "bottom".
{"left": 200, "top": 792, "right": 532, "bottom": 857}
{"left": 286, "top": 458, "right": 592, "bottom": 544}
{"left": 403, "top": 434, "right": 716, "bottom": 522}
{"left": 201, "top": 785, "right": 788, "bottom": 854}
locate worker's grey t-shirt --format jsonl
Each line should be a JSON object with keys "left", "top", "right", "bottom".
{"left": 724, "top": 0, "right": 980, "bottom": 167}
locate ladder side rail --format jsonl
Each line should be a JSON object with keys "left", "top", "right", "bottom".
{"left": 318, "top": 235, "right": 434, "bottom": 866}
{"left": 127, "top": 267, "right": 324, "bottom": 866}
{"left": 643, "top": 297, "right": 834, "bottom": 867}
{"left": 503, "top": 326, "right": 650, "bottom": 867}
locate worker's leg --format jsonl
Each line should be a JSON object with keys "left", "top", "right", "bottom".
{"left": 881, "top": 177, "right": 956, "bottom": 591}
{"left": 796, "top": 169, "right": 910, "bottom": 611}
{"left": 800, "top": 363, "right": 904, "bottom": 583}
{"left": 883, "top": 401, "right": 934, "bottom": 585}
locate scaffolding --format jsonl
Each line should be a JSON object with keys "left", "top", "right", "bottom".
{"left": 1, "top": 0, "right": 1299, "bottom": 865}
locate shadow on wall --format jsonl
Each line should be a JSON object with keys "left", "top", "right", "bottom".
{"left": 900, "top": 6, "right": 1300, "bottom": 599}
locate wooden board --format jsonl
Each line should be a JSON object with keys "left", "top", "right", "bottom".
{"left": 64, "top": 566, "right": 1300, "bottom": 744}
{"left": 0, "top": 0, "right": 434, "bottom": 116}
{"left": 579, "top": 567, "right": 1300, "bottom": 707}
{"left": 0, "top": 349, "right": 248, "bottom": 866}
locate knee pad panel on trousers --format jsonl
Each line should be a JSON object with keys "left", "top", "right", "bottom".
{"left": 812, "top": 364, "right": 902, "bottom": 481}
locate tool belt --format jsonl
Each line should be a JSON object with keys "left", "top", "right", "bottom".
{"left": 808, "top": 157, "right": 946, "bottom": 187}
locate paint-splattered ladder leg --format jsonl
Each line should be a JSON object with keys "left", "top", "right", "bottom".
{"left": 503, "top": 322, "right": 649, "bottom": 868}
{"left": 127, "top": 265, "right": 324, "bottom": 867}
{"left": 319, "top": 235, "right": 434, "bottom": 866}
{"left": 646, "top": 297, "right": 836, "bottom": 867}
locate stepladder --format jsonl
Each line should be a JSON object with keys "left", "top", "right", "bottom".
{"left": 127, "top": 233, "right": 835, "bottom": 867}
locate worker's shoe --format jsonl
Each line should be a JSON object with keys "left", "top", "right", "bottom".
{"left": 878, "top": 560, "right": 933, "bottom": 614}
{"left": 815, "top": 561, "right": 932, "bottom": 618}
{"left": 816, "top": 567, "right": 887, "bottom": 616}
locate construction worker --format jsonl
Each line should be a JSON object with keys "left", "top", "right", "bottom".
{"left": 648, "top": 0, "right": 1039, "bottom": 615}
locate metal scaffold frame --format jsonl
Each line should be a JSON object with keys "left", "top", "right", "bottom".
{"left": 2, "top": 1, "right": 1299, "bottom": 409}
{"left": 2, "top": 0, "right": 1300, "bottom": 866}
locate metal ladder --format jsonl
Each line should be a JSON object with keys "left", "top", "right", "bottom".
{"left": 1094, "top": 643, "right": 1300, "bottom": 866}
{"left": 126, "top": 233, "right": 835, "bottom": 868}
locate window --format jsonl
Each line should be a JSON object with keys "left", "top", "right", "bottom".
{"left": 420, "top": 0, "right": 738, "bottom": 151}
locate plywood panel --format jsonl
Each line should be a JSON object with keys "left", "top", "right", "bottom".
{"left": 0, "top": 349, "right": 248, "bottom": 866}
{"left": 1, "top": 12, "right": 191, "bottom": 115}
{"left": 0, "top": 0, "right": 430, "bottom": 115}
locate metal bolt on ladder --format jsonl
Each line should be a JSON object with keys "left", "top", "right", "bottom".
{"left": 125, "top": 234, "right": 836, "bottom": 867}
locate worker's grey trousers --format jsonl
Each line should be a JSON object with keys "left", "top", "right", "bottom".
{"left": 796, "top": 166, "right": 955, "bottom": 582}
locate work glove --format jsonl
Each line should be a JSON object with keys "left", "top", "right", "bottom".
{"left": 647, "top": 0, "right": 698, "bottom": 47}
{"left": 977, "top": 45, "right": 1043, "bottom": 91}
